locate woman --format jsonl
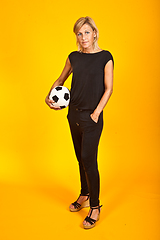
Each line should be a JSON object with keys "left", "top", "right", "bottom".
{"left": 45, "top": 16, "right": 114, "bottom": 229}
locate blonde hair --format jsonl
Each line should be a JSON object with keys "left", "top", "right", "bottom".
{"left": 73, "top": 16, "right": 99, "bottom": 52}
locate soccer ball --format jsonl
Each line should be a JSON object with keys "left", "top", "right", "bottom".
{"left": 49, "top": 86, "right": 70, "bottom": 109}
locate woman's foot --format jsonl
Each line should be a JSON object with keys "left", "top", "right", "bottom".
{"left": 69, "top": 194, "right": 90, "bottom": 212}
{"left": 83, "top": 205, "right": 102, "bottom": 229}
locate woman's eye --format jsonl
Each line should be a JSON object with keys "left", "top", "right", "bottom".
{"left": 77, "top": 33, "right": 82, "bottom": 37}
{"left": 85, "top": 31, "right": 90, "bottom": 34}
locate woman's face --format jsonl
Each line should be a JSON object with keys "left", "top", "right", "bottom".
{"left": 76, "top": 23, "right": 96, "bottom": 51}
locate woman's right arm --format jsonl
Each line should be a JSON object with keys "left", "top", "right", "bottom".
{"left": 45, "top": 57, "right": 72, "bottom": 110}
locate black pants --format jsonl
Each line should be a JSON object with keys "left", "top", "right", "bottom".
{"left": 67, "top": 105, "right": 103, "bottom": 207}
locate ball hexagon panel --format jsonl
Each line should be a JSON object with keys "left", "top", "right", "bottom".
{"left": 55, "top": 86, "right": 62, "bottom": 91}
{"left": 64, "top": 93, "right": 69, "bottom": 101}
{"left": 52, "top": 95, "right": 59, "bottom": 103}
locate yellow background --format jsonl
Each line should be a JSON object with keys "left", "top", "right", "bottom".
{"left": 0, "top": 0, "right": 159, "bottom": 239}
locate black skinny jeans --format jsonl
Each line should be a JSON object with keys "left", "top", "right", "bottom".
{"left": 67, "top": 105, "right": 103, "bottom": 207}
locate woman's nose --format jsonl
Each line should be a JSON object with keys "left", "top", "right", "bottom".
{"left": 82, "top": 34, "right": 85, "bottom": 40}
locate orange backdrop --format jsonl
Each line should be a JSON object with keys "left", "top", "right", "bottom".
{"left": 0, "top": 0, "right": 159, "bottom": 239}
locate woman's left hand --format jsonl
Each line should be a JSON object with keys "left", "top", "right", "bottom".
{"left": 90, "top": 112, "right": 99, "bottom": 123}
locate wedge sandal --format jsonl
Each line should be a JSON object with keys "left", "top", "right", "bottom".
{"left": 69, "top": 193, "right": 90, "bottom": 212}
{"left": 83, "top": 205, "right": 102, "bottom": 229}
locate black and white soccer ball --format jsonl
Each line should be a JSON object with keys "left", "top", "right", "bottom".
{"left": 49, "top": 86, "right": 70, "bottom": 109}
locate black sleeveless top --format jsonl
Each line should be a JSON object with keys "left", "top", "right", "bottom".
{"left": 68, "top": 50, "right": 114, "bottom": 110}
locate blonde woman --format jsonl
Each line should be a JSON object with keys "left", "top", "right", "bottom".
{"left": 45, "top": 16, "right": 114, "bottom": 229}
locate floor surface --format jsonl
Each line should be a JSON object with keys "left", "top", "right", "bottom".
{"left": 0, "top": 180, "right": 159, "bottom": 240}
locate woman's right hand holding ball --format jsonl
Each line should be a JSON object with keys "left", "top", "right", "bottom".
{"left": 45, "top": 96, "right": 61, "bottom": 110}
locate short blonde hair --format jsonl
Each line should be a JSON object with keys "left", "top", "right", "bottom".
{"left": 73, "top": 16, "right": 99, "bottom": 52}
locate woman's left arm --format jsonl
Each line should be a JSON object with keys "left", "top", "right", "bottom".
{"left": 90, "top": 59, "right": 114, "bottom": 123}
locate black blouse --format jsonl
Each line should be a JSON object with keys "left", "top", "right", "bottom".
{"left": 68, "top": 50, "right": 114, "bottom": 110}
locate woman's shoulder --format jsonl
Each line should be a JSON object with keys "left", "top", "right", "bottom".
{"left": 68, "top": 51, "right": 79, "bottom": 57}
{"left": 103, "top": 50, "right": 114, "bottom": 58}
{"left": 68, "top": 51, "right": 80, "bottom": 64}
{"left": 102, "top": 50, "right": 114, "bottom": 66}
{"left": 102, "top": 50, "right": 113, "bottom": 56}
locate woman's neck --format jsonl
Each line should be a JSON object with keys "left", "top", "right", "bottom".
{"left": 82, "top": 46, "right": 101, "bottom": 54}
